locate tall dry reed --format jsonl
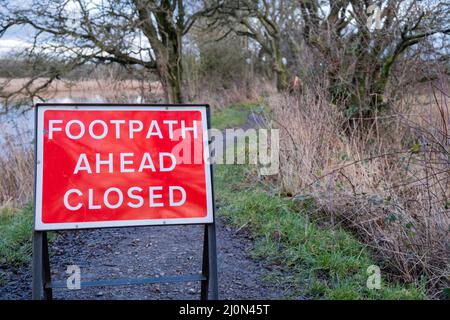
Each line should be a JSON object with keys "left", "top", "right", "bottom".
{"left": 0, "top": 124, "right": 34, "bottom": 209}
{"left": 267, "top": 82, "right": 449, "bottom": 297}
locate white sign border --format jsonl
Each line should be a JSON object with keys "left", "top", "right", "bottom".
{"left": 34, "top": 104, "right": 214, "bottom": 231}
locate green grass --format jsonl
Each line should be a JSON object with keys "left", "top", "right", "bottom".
{"left": 0, "top": 204, "right": 34, "bottom": 267}
{"left": 214, "top": 164, "right": 426, "bottom": 300}
{"left": 212, "top": 102, "right": 265, "bottom": 130}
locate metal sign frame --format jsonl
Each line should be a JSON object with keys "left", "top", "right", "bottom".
{"left": 32, "top": 103, "right": 218, "bottom": 300}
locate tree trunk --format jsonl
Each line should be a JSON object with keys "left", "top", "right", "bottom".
{"left": 273, "top": 46, "right": 289, "bottom": 92}
{"left": 136, "top": 0, "right": 184, "bottom": 104}
{"left": 153, "top": 37, "right": 183, "bottom": 103}
{"left": 157, "top": 57, "right": 183, "bottom": 104}
{"left": 167, "top": 72, "right": 183, "bottom": 104}
{"left": 275, "top": 65, "right": 289, "bottom": 92}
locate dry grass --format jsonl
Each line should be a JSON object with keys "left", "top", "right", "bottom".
{"left": 267, "top": 83, "right": 449, "bottom": 297}
{"left": 0, "top": 127, "right": 34, "bottom": 209}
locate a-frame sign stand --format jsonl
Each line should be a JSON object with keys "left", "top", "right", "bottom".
{"left": 32, "top": 223, "right": 218, "bottom": 300}
{"left": 32, "top": 104, "right": 219, "bottom": 300}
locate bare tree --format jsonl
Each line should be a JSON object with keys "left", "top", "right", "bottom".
{"left": 0, "top": 0, "right": 217, "bottom": 104}
{"left": 294, "top": 0, "right": 449, "bottom": 118}
{"left": 206, "top": 0, "right": 448, "bottom": 115}
{"left": 208, "top": 0, "right": 299, "bottom": 91}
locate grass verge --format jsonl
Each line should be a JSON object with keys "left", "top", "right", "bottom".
{"left": 214, "top": 164, "right": 426, "bottom": 299}
{"left": 0, "top": 204, "right": 34, "bottom": 268}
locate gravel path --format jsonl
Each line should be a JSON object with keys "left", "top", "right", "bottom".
{"left": 1, "top": 217, "right": 291, "bottom": 300}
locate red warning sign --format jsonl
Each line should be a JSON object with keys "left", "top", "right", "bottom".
{"left": 34, "top": 104, "right": 213, "bottom": 230}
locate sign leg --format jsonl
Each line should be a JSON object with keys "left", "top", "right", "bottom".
{"left": 32, "top": 231, "right": 52, "bottom": 300}
{"left": 200, "top": 223, "right": 219, "bottom": 300}
{"left": 207, "top": 222, "right": 219, "bottom": 300}
{"left": 32, "top": 231, "right": 44, "bottom": 300}
{"left": 43, "top": 232, "right": 53, "bottom": 300}
{"left": 200, "top": 225, "right": 209, "bottom": 300}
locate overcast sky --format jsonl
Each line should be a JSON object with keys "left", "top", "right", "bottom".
{"left": 0, "top": 24, "right": 36, "bottom": 55}
{"left": 0, "top": 0, "right": 90, "bottom": 56}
